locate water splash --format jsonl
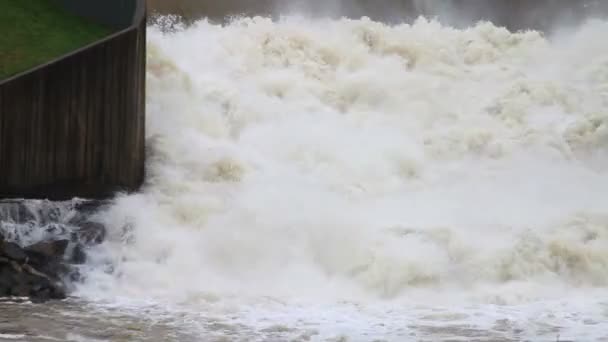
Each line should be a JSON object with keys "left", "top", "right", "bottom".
{"left": 75, "top": 15, "right": 608, "bottom": 340}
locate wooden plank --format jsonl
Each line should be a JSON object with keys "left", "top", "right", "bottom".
{"left": 0, "top": 0, "right": 146, "bottom": 200}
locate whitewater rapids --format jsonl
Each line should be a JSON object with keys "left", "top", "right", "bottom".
{"left": 74, "top": 16, "right": 608, "bottom": 341}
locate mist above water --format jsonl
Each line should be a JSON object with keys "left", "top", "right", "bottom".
{"left": 147, "top": 0, "right": 608, "bottom": 32}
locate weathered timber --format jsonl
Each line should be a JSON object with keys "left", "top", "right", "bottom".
{"left": 0, "top": 0, "right": 146, "bottom": 200}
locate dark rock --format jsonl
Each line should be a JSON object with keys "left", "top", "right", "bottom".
{"left": 9, "top": 261, "right": 22, "bottom": 273}
{"left": 48, "top": 281, "right": 67, "bottom": 300}
{"left": 10, "top": 272, "right": 33, "bottom": 297}
{"left": 25, "top": 257, "right": 69, "bottom": 284}
{"left": 30, "top": 280, "right": 66, "bottom": 302}
{"left": 11, "top": 263, "right": 66, "bottom": 301}
{"left": 0, "top": 236, "right": 70, "bottom": 302}
{"left": 0, "top": 262, "right": 66, "bottom": 299}
{"left": 0, "top": 199, "right": 108, "bottom": 303}
{"left": 25, "top": 239, "right": 69, "bottom": 261}
{"left": 18, "top": 272, "right": 44, "bottom": 292}
{"left": 68, "top": 269, "right": 83, "bottom": 283}
{"left": 30, "top": 288, "right": 51, "bottom": 303}
{"left": 22, "top": 264, "right": 49, "bottom": 280}
{"left": 10, "top": 284, "right": 30, "bottom": 297}
{"left": 17, "top": 204, "right": 35, "bottom": 224}
{"left": 75, "top": 221, "right": 106, "bottom": 245}
{"left": 70, "top": 245, "right": 87, "bottom": 264}
{"left": 44, "top": 224, "right": 70, "bottom": 237}
{"left": 0, "top": 201, "right": 35, "bottom": 224}
{"left": 68, "top": 200, "right": 111, "bottom": 226}
{"left": 54, "top": 263, "right": 72, "bottom": 277}
{"left": 45, "top": 208, "right": 62, "bottom": 225}
{"left": 74, "top": 200, "right": 111, "bottom": 216}
{"left": 1, "top": 241, "right": 27, "bottom": 262}
{"left": 0, "top": 266, "right": 15, "bottom": 295}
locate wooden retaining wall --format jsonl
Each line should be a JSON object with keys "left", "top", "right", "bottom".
{"left": 0, "top": 0, "right": 146, "bottom": 200}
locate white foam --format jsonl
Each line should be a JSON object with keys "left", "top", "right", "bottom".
{"left": 78, "top": 16, "right": 608, "bottom": 340}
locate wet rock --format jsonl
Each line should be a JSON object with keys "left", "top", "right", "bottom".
{"left": 73, "top": 200, "right": 111, "bottom": 217}
{"left": 30, "top": 288, "right": 51, "bottom": 303}
{"left": 10, "top": 284, "right": 30, "bottom": 297}
{"left": 18, "top": 205, "right": 36, "bottom": 224}
{"left": 70, "top": 245, "right": 87, "bottom": 264}
{"left": 0, "top": 199, "right": 109, "bottom": 302}
{"left": 44, "top": 224, "right": 70, "bottom": 237}
{"left": 1, "top": 241, "right": 27, "bottom": 263}
{"left": 9, "top": 261, "right": 22, "bottom": 273}
{"left": 75, "top": 221, "right": 106, "bottom": 246}
{"left": 65, "top": 267, "right": 83, "bottom": 284}
{"left": 0, "top": 201, "right": 36, "bottom": 224}
{"left": 29, "top": 276, "right": 66, "bottom": 301}
{"left": 9, "top": 268, "right": 66, "bottom": 301}
{"left": 1, "top": 199, "right": 110, "bottom": 226}
{"left": 67, "top": 200, "right": 111, "bottom": 227}
{"left": 25, "top": 239, "right": 69, "bottom": 260}
{"left": 0, "top": 235, "right": 68, "bottom": 301}
{"left": 0, "top": 266, "right": 14, "bottom": 296}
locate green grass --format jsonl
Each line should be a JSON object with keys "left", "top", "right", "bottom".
{"left": 0, "top": 0, "right": 112, "bottom": 80}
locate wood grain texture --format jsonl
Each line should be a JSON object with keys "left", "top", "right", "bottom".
{"left": 0, "top": 0, "right": 146, "bottom": 200}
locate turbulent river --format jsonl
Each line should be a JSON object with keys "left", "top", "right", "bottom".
{"left": 3, "top": 14, "right": 608, "bottom": 341}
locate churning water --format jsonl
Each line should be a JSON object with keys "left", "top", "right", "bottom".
{"left": 4, "top": 15, "right": 608, "bottom": 341}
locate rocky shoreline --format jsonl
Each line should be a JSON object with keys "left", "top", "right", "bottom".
{"left": 0, "top": 200, "right": 108, "bottom": 302}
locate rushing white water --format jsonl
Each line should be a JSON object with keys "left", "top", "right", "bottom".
{"left": 78, "top": 16, "right": 608, "bottom": 340}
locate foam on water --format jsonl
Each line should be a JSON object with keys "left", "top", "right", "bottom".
{"left": 77, "top": 16, "right": 608, "bottom": 340}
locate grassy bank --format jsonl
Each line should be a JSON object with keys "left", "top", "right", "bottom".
{"left": 0, "top": 0, "right": 112, "bottom": 80}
